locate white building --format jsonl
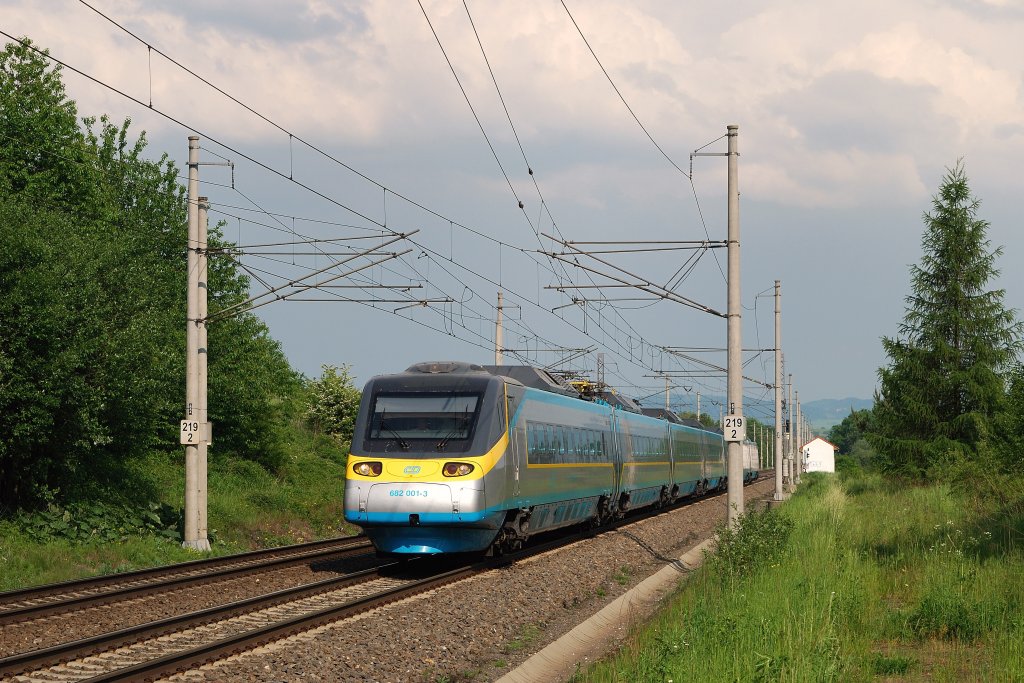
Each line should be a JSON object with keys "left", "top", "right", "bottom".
{"left": 802, "top": 437, "right": 838, "bottom": 473}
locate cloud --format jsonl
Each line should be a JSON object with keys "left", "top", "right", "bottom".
{"left": 746, "top": 150, "right": 928, "bottom": 208}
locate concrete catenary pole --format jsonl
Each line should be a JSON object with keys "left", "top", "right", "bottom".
{"left": 495, "top": 291, "right": 504, "bottom": 366}
{"left": 795, "top": 391, "right": 802, "bottom": 485}
{"left": 787, "top": 373, "right": 794, "bottom": 491}
{"left": 196, "top": 196, "right": 211, "bottom": 548}
{"left": 665, "top": 375, "right": 671, "bottom": 411}
{"left": 182, "top": 136, "right": 210, "bottom": 551}
{"left": 774, "top": 281, "right": 783, "bottom": 500}
{"left": 696, "top": 391, "right": 701, "bottom": 422}
{"left": 725, "top": 124, "right": 744, "bottom": 525}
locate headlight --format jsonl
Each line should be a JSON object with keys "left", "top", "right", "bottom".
{"left": 443, "top": 462, "right": 474, "bottom": 477}
{"left": 353, "top": 461, "right": 383, "bottom": 476}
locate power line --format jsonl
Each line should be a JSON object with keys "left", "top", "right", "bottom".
{"left": 0, "top": 30, "right": 395, "bottom": 235}
{"left": 52, "top": 7, "right": 719, "bottom": 378}
{"left": 3, "top": 19, "right": 746, "bottom": 401}
{"left": 559, "top": 0, "right": 689, "bottom": 179}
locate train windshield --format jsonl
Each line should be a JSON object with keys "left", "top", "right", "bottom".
{"left": 368, "top": 393, "right": 481, "bottom": 442}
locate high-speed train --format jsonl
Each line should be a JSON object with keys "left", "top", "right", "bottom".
{"left": 344, "top": 361, "right": 757, "bottom": 555}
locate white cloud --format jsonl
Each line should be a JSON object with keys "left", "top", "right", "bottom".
{"left": 746, "top": 150, "right": 928, "bottom": 208}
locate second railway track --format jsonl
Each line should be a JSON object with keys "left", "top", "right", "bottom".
{"left": 0, "top": 536, "right": 374, "bottom": 626}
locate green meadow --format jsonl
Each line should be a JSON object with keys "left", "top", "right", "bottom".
{"left": 577, "top": 471, "right": 1024, "bottom": 682}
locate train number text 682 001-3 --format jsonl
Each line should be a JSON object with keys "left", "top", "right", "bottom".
{"left": 389, "top": 489, "right": 429, "bottom": 498}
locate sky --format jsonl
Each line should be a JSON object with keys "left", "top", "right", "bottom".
{"left": 4, "top": 0, "right": 1024, "bottom": 417}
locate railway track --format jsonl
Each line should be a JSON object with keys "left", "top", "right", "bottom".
{"left": 0, "top": 559, "right": 446, "bottom": 682}
{"left": 0, "top": 480, "right": 768, "bottom": 682}
{"left": 0, "top": 536, "right": 375, "bottom": 626}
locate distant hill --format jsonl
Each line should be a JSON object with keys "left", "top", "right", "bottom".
{"left": 802, "top": 398, "right": 873, "bottom": 432}
{"left": 644, "top": 392, "right": 872, "bottom": 435}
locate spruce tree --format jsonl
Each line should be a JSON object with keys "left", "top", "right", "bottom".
{"left": 870, "top": 162, "right": 1022, "bottom": 477}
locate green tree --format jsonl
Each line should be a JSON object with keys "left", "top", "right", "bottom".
{"left": 869, "top": 162, "right": 1022, "bottom": 477}
{"left": 0, "top": 38, "right": 94, "bottom": 208}
{"left": 306, "top": 365, "right": 362, "bottom": 445}
{"left": 0, "top": 37, "right": 303, "bottom": 508}
{"left": 828, "top": 409, "right": 875, "bottom": 455}
{"left": 990, "top": 364, "right": 1024, "bottom": 473}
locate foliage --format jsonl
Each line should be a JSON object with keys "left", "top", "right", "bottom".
{"left": 827, "top": 408, "right": 874, "bottom": 454}
{"left": 15, "top": 501, "right": 181, "bottom": 544}
{"left": 0, "top": 38, "right": 94, "bottom": 207}
{"left": 990, "top": 363, "right": 1024, "bottom": 476}
{"left": 676, "top": 410, "right": 718, "bottom": 430}
{"left": 0, "top": 36, "right": 302, "bottom": 509}
{"left": 868, "top": 653, "right": 915, "bottom": 676}
{"left": 305, "top": 364, "right": 362, "bottom": 445}
{"left": 706, "top": 506, "right": 793, "bottom": 580}
{"left": 870, "top": 161, "right": 1022, "bottom": 478}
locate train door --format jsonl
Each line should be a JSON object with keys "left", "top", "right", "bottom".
{"left": 608, "top": 409, "right": 622, "bottom": 500}
{"left": 506, "top": 392, "right": 521, "bottom": 498}
{"left": 698, "top": 429, "right": 707, "bottom": 483}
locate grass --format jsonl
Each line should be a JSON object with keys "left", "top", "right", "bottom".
{"left": 0, "top": 436, "right": 354, "bottom": 592}
{"left": 506, "top": 623, "right": 544, "bottom": 654}
{"left": 574, "top": 471, "right": 1024, "bottom": 682}
{"left": 614, "top": 566, "right": 632, "bottom": 585}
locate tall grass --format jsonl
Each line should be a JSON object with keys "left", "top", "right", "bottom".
{"left": 576, "top": 472, "right": 1024, "bottom": 681}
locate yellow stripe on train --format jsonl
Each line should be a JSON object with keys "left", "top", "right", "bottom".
{"left": 347, "top": 432, "right": 509, "bottom": 482}
{"left": 525, "top": 462, "right": 614, "bottom": 469}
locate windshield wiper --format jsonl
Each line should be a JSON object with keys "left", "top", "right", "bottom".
{"left": 435, "top": 410, "right": 469, "bottom": 451}
{"left": 377, "top": 410, "right": 409, "bottom": 449}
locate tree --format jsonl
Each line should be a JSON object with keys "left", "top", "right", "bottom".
{"left": 869, "top": 162, "right": 1022, "bottom": 477}
{"left": 0, "top": 37, "right": 303, "bottom": 508}
{"left": 0, "top": 39, "right": 94, "bottom": 209}
{"left": 827, "top": 409, "right": 875, "bottom": 455}
{"left": 306, "top": 365, "right": 362, "bottom": 445}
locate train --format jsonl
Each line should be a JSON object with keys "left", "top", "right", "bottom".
{"left": 343, "top": 361, "right": 759, "bottom": 555}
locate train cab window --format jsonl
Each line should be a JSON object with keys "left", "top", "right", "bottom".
{"left": 368, "top": 393, "right": 480, "bottom": 443}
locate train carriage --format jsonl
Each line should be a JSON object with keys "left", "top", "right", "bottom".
{"left": 669, "top": 423, "right": 710, "bottom": 497}
{"left": 514, "top": 388, "right": 616, "bottom": 537}
{"left": 615, "top": 411, "right": 673, "bottom": 511}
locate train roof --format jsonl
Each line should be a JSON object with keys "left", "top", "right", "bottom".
{"left": 481, "top": 365, "right": 578, "bottom": 397}
{"left": 598, "top": 390, "right": 642, "bottom": 414}
{"left": 397, "top": 363, "right": 662, "bottom": 417}
{"left": 640, "top": 407, "right": 683, "bottom": 423}
{"left": 404, "top": 361, "right": 489, "bottom": 375}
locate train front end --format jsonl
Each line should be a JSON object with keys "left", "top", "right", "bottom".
{"left": 344, "top": 362, "right": 510, "bottom": 554}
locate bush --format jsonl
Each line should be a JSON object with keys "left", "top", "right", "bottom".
{"left": 16, "top": 500, "right": 181, "bottom": 544}
{"left": 707, "top": 506, "right": 794, "bottom": 580}
{"left": 908, "top": 589, "right": 982, "bottom": 641}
